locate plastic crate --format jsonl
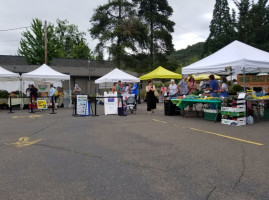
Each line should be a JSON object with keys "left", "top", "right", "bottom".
{"left": 221, "top": 118, "right": 246, "bottom": 126}
{"left": 221, "top": 111, "right": 246, "bottom": 117}
{"left": 264, "top": 109, "right": 269, "bottom": 119}
{"left": 204, "top": 111, "right": 220, "bottom": 121}
{"left": 221, "top": 107, "right": 246, "bottom": 112}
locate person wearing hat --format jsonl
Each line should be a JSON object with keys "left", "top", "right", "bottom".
{"left": 168, "top": 79, "right": 178, "bottom": 98}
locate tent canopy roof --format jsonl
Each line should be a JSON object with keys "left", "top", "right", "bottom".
{"left": 95, "top": 68, "right": 140, "bottom": 83}
{"left": 0, "top": 66, "right": 20, "bottom": 80}
{"left": 182, "top": 40, "right": 269, "bottom": 75}
{"left": 139, "top": 66, "right": 182, "bottom": 80}
{"left": 21, "top": 64, "right": 70, "bottom": 81}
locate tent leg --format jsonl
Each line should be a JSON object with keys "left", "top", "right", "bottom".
{"left": 243, "top": 67, "right": 246, "bottom": 92}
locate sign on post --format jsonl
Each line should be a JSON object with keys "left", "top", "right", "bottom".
{"left": 104, "top": 92, "right": 118, "bottom": 115}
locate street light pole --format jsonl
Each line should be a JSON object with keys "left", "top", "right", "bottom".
{"left": 88, "top": 60, "right": 91, "bottom": 95}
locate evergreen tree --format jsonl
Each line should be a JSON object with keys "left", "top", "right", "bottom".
{"left": 234, "top": 0, "right": 251, "bottom": 43}
{"left": 203, "top": 0, "right": 235, "bottom": 56}
{"left": 248, "top": 0, "right": 269, "bottom": 50}
{"left": 89, "top": 0, "right": 148, "bottom": 67}
{"left": 132, "top": 0, "right": 175, "bottom": 69}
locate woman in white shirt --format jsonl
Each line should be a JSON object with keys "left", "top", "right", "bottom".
{"left": 168, "top": 79, "right": 178, "bottom": 97}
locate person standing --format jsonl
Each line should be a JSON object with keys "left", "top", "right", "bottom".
{"left": 30, "top": 84, "right": 38, "bottom": 101}
{"left": 187, "top": 76, "right": 197, "bottom": 95}
{"left": 160, "top": 84, "right": 167, "bottom": 102}
{"left": 116, "top": 80, "right": 123, "bottom": 106}
{"left": 206, "top": 74, "right": 219, "bottom": 109}
{"left": 168, "top": 79, "right": 178, "bottom": 98}
{"left": 49, "top": 84, "right": 57, "bottom": 109}
{"left": 131, "top": 81, "right": 138, "bottom": 102}
{"left": 178, "top": 77, "right": 188, "bottom": 95}
{"left": 146, "top": 80, "right": 156, "bottom": 115}
{"left": 112, "top": 82, "right": 117, "bottom": 94}
{"left": 187, "top": 76, "right": 197, "bottom": 111}
{"left": 218, "top": 77, "right": 229, "bottom": 98}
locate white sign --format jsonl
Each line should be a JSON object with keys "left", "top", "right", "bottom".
{"left": 76, "top": 95, "right": 89, "bottom": 115}
{"left": 104, "top": 92, "right": 118, "bottom": 115}
{"left": 238, "top": 93, "right": 246, "bottom": 99}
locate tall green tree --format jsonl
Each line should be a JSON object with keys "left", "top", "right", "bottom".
{"left": 18, "top": 18, "right": 58, "bottom": 64}
{"left": 55, "top": 19, "right": 92, "bottom": 59}
{"left": 234, "top": 0, "right": 252, "bottom": 42}
{"left": 203, "top": 0, "right": 236, "bottom": 56}
{"left": 133, "top": 0, "right": 175, "bottom": 69}
{"left": 89, "top": 0, "right": 148, "bottom": 67}
{"left": 248, "top": 0, "right": 269, "bottom": 50}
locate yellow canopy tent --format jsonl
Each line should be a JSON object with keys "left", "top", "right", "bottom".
{"left": 139, "top": 66, "right": 182, "bottom": 80}
{"left": 192, "top": 74, "right": 220, "bottom": 81}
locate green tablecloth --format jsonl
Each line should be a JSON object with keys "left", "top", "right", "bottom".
{"left": 171, "top": 98, "right": 222, "bottom": 110}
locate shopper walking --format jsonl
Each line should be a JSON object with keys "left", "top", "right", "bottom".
{"left": 146, "top": 80, "right": 156, "bottom": 115}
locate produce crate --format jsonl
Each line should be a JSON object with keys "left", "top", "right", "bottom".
{"left": 204, "top": 110, "right": 220, "bottom": 121}
{"left": 221, "top": 117, "right": 246, "bottom": 126}
{"left": 264, "top": 109, "right": 269, "bottom": 119}
{"left": 221, "top": 107, "right": 246, "bottom": 112}
{"left": 221, "top": 111, "right": 246, "bottom": 117}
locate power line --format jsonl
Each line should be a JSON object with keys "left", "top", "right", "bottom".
{"left": 176, "top": 25, "right": 207, "bottom": 39}
{"left": 0, "top": 26, "right": 30, "bottom": 32}
{"left": 0, "top": 39, "right": 20, "bottom": 43}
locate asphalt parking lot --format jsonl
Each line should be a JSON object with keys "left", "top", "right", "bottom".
{"left": 0, "top": 103, "right": 268, "bottom": 200}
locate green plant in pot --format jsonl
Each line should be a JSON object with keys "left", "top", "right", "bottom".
{"left": 228, "top": 84, "right": 243, "bottom": 95}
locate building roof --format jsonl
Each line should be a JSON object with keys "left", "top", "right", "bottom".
{"left": 0, "top": 56, "right": 138, "bottom": 77}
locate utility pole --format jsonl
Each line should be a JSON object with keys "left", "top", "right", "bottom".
{"left": 44, "top": 20, "right": 48, "bottom": 65}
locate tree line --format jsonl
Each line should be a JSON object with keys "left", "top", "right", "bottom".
{"left": 203, "top": 0, "right": 269, "bottom": 56}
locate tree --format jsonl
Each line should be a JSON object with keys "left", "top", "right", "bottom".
{"left": 89, "top": 0, "right": 148, "bottom": 67}
{"left": 18, "top": 18, "right": 59, "bottom": 64}
{"left": 203, "top": 0, "right": 236, "bottom": 56}
{"left": 55, "top": 19, "right": 92, "bottom": 59}
{"left": 133, "top": 0, "right": 175, "bottom": 69}
{"left": 247, "top": 0, "right": 269, "bottom": 51}
{"left": 234, "top": 0, "right": 252, "bottom": 42}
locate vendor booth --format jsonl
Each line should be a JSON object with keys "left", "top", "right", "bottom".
{"left": 0, "top": 66, "right": 20, "bottom": 109}
{"left": 175, "top": 41, "right": 269, "bottom": 126}
{"left": 95, "top": 68, "right": 140, "bottom": 115}
{"left": 21, "top": 64, "right": 71, "bottom": 109}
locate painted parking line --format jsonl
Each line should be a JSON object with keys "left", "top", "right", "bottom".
{"left": 29, "top": 115, "right": 42, "bottom": 118}
{"left": 6, "top": 137, "right": 42, "bottom": 148}
{"left": 190, "top": 128, "right": 264, "bottom": 146}
{"left": 152, "top": 119, "right": 167, "bottom": 124}
{"left": 12, "top": 116, "right": 26, "bottom": 119}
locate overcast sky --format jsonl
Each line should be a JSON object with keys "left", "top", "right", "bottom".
{"left": 0, "top": 0, "right": 237, "bottom": 56}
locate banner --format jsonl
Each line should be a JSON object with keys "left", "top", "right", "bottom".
{"left": 76, "top": 95, "right": 89, "bottom": 116}
{"left": 37, "top": 100, "right": 47, "bottom": 109}
{"left": 104, "top": 92, "right": 118, "bottom": 115}
{"left": 238, "top": 75, "right": 269, "bottom": 87}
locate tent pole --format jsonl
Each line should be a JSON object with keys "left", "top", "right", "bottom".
{"left": 243, "top": 67, "right": 246, "bottom": 92}
{"left": 20, "top": 77, "right": 23, "bottom": 109}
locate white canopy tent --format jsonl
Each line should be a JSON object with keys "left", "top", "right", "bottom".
{"left": 182, "top": 40, "right": 269, "bottom": 75}
{"left": 95, "top": 68, "right": 140, "bottom": 84}
{"left": 0, "top": 66, "right": 20, "bottom": 92}
{"left": 21, "top": 64, "right": 70, "bottom": 81}
{"left": 0, "top": 66, "right": 20, "bottom": 79}
{"left": 21, "top": 64, "right": 71, "bottom": 107}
